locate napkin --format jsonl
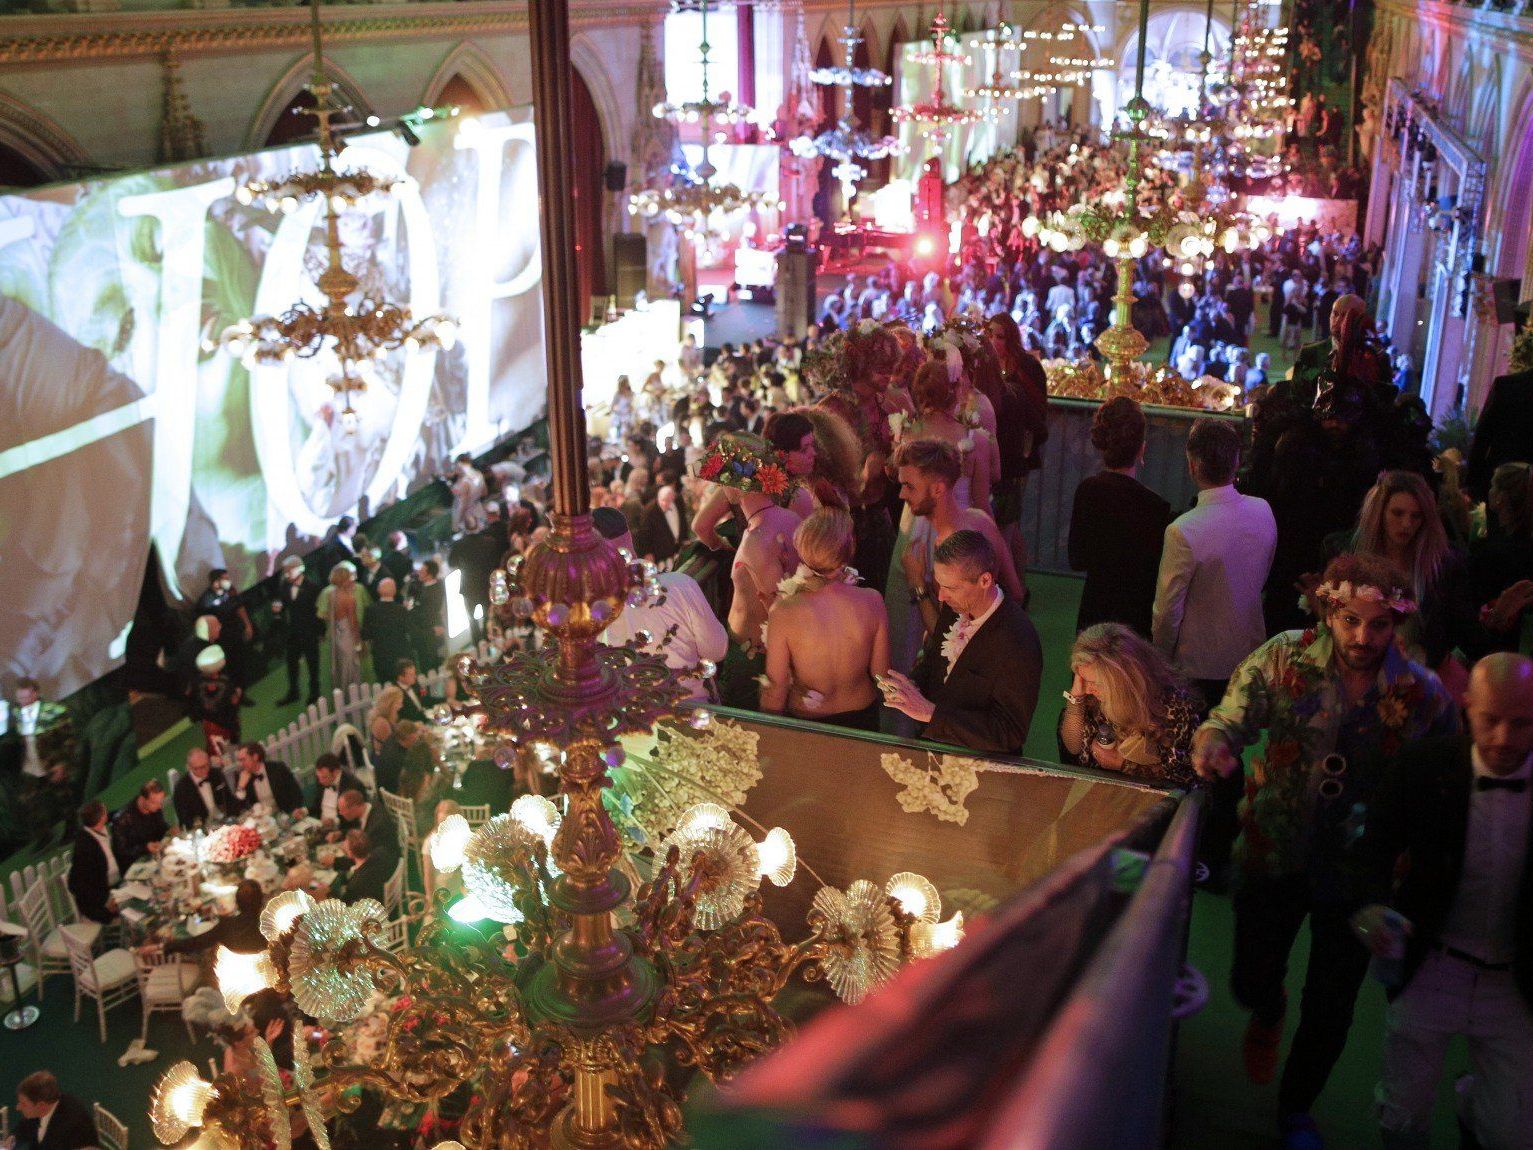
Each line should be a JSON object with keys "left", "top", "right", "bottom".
{"left": 115, "top": 882, "right": 153, "bottom": 902}
{"left": 120, "top": 906, "right": 147, "bottom": 925}
{"left": 118, "top": 1038, "right": 158, "bottom": 1067}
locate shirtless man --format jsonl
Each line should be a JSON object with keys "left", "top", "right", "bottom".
{"left": 895, "top": 438, "right": 1026, "bottom": 640}
{"left": 760, "top": 509, "right": 890, "bottom": 730}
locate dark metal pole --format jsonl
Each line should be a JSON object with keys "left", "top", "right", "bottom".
{"left": 527, "top": 0, "right": 592, "bottom": 517}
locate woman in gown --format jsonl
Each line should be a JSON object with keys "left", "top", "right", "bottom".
{"left": 317, "top": 561, "right": 369, "bottom": 695}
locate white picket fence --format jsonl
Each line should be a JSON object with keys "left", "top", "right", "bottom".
{"left": 2, "top": 639, "right": 501, "bottom": 925}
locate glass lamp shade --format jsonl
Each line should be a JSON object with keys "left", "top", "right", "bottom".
{"left": 150, "top": 1062, "right": 214, "bottom": 1144}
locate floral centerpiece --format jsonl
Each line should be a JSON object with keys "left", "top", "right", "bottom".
{"left": 205, "top": 824, "right": 263, "bottom": 865}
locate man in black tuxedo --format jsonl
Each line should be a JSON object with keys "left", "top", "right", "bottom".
{"left": 173, "top": 746, "right": 233, "bottom": 827}
{"left": 229, "top": 742, "right": 304, "bottom": 815}
{"left": 159, "top": 879, "right": 266, "bottom": 956}
{"left": 12, "top": 1071, "right": 96, "bottom": 1150}
{"left": 361, "top": 580, "right": 416, "bottom": 685}
{"left": 391, "top": 660, "right": 435, "bottom": 723}
{"left": 881, "top": 530, "right": 1042, "bottom": 755}
{"left": 634, "top": 484, "right": 689, "bottom": 565}
{"left": 272, "top": 555, "right": 322, "bottom": 706}
{"left": 448, "top": 508, "right": 507, "bottom": 644}
{"left": 326, "top": 829, "right": 393, "bottom": 905}
{"left": 457, "top": 757, "right": 515, "bottom": 812}
{"left": 412, "top": 560, "right": 448, "bottom": 671}
{"left": 1467, "top": 367, "right": 1533, "bottom": 500}
{"left": 307, "top": 752, "right": 363, "bottom": 826}
{"left": 335, "top": 789, "right": 398, "bottom": 862}
{"left": 1352, "top": 653, "right": 1533, "bottom": 1150}
{"left": 111, "top": 779, "right": 169, "bottom": 867}
{"left": 66, "top": 801, "right": 119, "bottom": 925}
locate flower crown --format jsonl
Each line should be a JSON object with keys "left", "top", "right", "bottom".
{"left": 694, "top": 434, "right": 796, "bottom": 504}
{"left": 1313, "top": 580, "right": 1417, "bottom": 615}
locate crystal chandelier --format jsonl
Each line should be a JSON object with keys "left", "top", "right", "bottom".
{"left": 892, "top": 10, "right": 982, "bottom": 146}
{"left": 789, "top": 0, "right": 903, "bottom": 206}
{"left": 629, "top": 0, "right": 771, "bottom": 243}
{"left": 808, "top": 0, "right": 891, "bottom": 88}
{"left": 213, "top": 0, "right": 455, "bottom": 424}
{"left": 963, "top": 27, "right": 1030, "bottom": 114}
{"left": 153, "top": 5, "right": 963, "bottom": 1147}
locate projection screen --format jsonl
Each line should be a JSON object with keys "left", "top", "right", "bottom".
{"left": 0, "top": 110, "right": 547, "bottom": 698}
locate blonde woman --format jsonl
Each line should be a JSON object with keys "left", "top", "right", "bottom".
{"left": 1059, "top": 623, "right": 1201, "bottom": 786}
{"left": 1346, "top": 470, "right": 1478, "bottom": 676}
{"left": 421, "top": 799, "right": 465, "bottom": 903}
{"left": 366, "top": 684, "right": 405, "bottom": 755}
{"left": 761, "top": 508, "right": 890, "bottom": 731}
{"left": 317, "top": 561, "right": 369, "bottom": 694}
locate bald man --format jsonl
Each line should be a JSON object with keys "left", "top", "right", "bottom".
{"left": 1352, "top": 653, "right": 1533, "bottom": 1150}
{"left": 1287, "top": 293, "right": 1369, "bottom": 408}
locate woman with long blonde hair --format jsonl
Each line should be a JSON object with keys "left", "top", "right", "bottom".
{"left": 1348, "top": 470, "right": 1478, "bottom": 673}
{"left": 761, "top": 508, "right": 890, "bottom": 731}
{"left": 366, "top": 685, "right": 404, "bottom": 754}
{"left": 317, "top": 561, "right": 369, "bottom": 694}
{"left": 1059, "top": 623, "right": 1200, "bottom": 786}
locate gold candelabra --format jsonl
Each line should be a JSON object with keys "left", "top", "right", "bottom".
{"left": 155, "top": 3, "right": 961, "bottom": 1148}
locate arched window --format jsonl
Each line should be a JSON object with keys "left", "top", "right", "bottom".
{"left": 570, "top": 65, "right": 608, "bottom": 308}
{"left": 434, "top": 74, "right": 489, "bottom": 116}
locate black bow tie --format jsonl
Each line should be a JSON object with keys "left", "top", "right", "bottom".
{"left": 1476, "top": 776, "right": 1528, "bottom": 793}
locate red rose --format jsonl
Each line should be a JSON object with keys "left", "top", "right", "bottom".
{"left": 699, "top": 454, "right": 723, "bottom": 480}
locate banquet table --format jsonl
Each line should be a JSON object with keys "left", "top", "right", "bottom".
{"left": 112, "top": 809, "right": 339, "bottom": 944}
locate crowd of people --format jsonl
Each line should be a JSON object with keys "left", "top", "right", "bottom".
{"left": 9, "top": 174, "right": 1533, "bottom": 1150}
{"left": 583, "top": 285, "right": 1533, "bottom": 1148}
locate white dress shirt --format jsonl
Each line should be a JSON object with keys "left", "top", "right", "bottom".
{"left": 36, "top": 1101, "right": 57, "bottom": 1145}
{"left": 1441, "top": 749, "right": 1532, "bottom": 965}
{"left": 1152, "top": 484, "right": 1277, "bottom": 681}
{"left": 17, "top": 700, "right": 44, "bottom": 777}
{"left": 941, "top": 587, "right": 1004, "bottom": 679}
{"left": 193, "top": 774, "right": 223, "bottom": 820}
{"left": 239, "top": 770, "right": 276, "bottom": 809}
{"left": 319, "top": 783, "right": 341, "bottom": 824}
{"left": 600, "top": 572, "right": 728, "bottom": 701}
{"left": 663, "top": 503, "right": 682, "bottom": 544}
{"left": 88, "top": 825, "right": 121, "bottom": 886}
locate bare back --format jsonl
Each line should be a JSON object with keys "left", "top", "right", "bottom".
{"left": 764, "top": 583, "right": 889, "bottom": 716}
{"left": 728, "top": 506, "right": 800, "bottom": 646}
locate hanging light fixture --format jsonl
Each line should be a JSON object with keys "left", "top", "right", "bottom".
{"left": 789, "top": 0, "right": 903, "bottom": 207}
{"left": 808, "top": 0, "right": 891, "bottom": 89}
{"left": 892, "top": 10, "right": 982, "bottom": 146}
{"left": 212, "top": 0, "right": 455, "bottom": 428}
{"left": 630, "top": 0, "right": 773, "bottom": 243}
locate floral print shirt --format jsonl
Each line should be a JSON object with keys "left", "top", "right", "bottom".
{"left": 1201, "top": 626, "right": 1459, "bottom": 889}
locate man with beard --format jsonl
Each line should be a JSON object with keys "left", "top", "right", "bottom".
{"left": 1193, "top": 553, "right": 1460, "bottom": 1150}
{"left": 271, "top": 555, "right": 321, "bottom": 706}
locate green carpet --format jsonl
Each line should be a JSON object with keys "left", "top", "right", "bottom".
{"left": 2, "top": 573, "right": 1470, "bottom": 1148}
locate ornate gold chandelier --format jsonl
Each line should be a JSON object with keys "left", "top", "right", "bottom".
{"left": 213, "top": 0, "right": 455, "bottom": 420}
{"left": 154, "top": 4, "right": 962, "bottom": 1148}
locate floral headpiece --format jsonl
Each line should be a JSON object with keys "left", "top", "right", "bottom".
{"left": 923, "top": 320, "right": 984, "bottom": 384}
{"left": 1312, "top": 580, "right": 1417, "bottom": 615}
{"left": 803, "top": 322, "right": 903, "bottom": 396}
{"left": 694, "top": 433, "right": 796, "bottom": 504}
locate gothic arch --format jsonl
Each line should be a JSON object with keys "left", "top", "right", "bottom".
{"left": 423, "top": 43, "right": 513, "bottom": 113}
{"left": 0, "top": 89, "right": 90, "bottom": 184}
{"left": 570, "top": 33, "right": 625, "bottom": 165}
{"left": 246, "top": 55, "right": 375, "bottom": 152}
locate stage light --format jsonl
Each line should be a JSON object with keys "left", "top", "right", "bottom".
{"left": 914, "top": 235, "right": 936, "bottom": 257}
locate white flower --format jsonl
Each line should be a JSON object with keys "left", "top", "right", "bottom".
{"left": 801, "top": 690, "right": 826, "bottom": 712}
{"left": 887, "top": 411, "right": 906, "bottom": 439}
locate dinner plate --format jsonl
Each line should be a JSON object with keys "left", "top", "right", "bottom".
{"left": 186, "top": 918, "right": 217, "bottom": 937}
